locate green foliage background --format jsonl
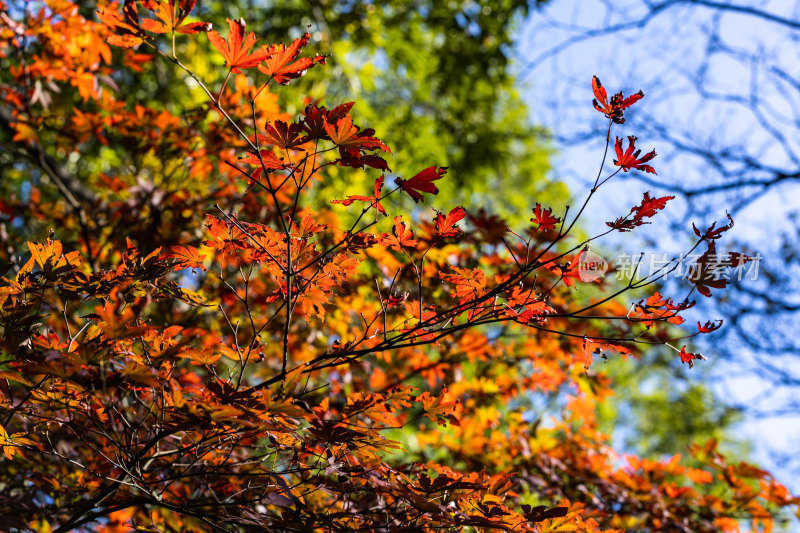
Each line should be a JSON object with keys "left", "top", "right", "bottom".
{"left": 196, "top": 0, "right": 564, "bottom": 220}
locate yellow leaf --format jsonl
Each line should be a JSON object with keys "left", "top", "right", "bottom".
{"left": 0, "top": 371, "right": 33, "bottom": 387}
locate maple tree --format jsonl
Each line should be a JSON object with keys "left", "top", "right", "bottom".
{"left": 1, "top": 1, "right": 798, "bottom": 532}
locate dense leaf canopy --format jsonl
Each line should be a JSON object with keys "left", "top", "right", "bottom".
{"left": 0, "top": 1, "right": 797, "bottom": 532}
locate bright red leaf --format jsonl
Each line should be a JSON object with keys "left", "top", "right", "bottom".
{"left": 592, "top": 75, "right": 644, "bottom": 124}
{"left": 331, "top": 176, "right": 387, "bottom": 215}
{"left": 97, "top": 0, "right": 148, "bottom": 48}
{"left": 679, "top": 345, "right": 706, "bottom": 368}
{"left": 607, "top": 191, "right": 674, "bottom": 231}
{"left": 531, "top": 203, "right": 560, "bottom": 232}
{"left": 434, "top": 206, "right": 466, "bottom": 237}
{"left": 614, "top": 136, "right": 657, "bottom": 174}
{"left": 395, "top": 166, "right": 447, "bottom": 203}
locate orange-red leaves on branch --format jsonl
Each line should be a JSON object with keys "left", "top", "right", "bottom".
{"left": 592, "top": 75, "right": 644, "bottom": 124}
{"left": 292, "top": 212, "right": 326, "bottom": 240}
{"left": 614, "top": 136, "right": 657, "bottom": 174}
{"left": 324, "top": 112, "right": 390, "bottom": 154}
{"left": 607, "top": 191, "right": 674, "bottom": 231}
{"left": 395, "top": 166, "right": 447, "bottom": 203}
{"left": 440, "top": 266, "right": 487, "bottom": 302}
{"left": 258, "top": 32, "right": 326, "bottom": 85}
{"left": 263, "top": 120, "right": 306, "bottom": 151}
{"left": 633, "top": 292, "right": 693, "bottom": 326}
{"left": 331, "top": 176, "right": 387, "bottom": 215}
{"left": 207, "top": 18, "right": 271, "bottom": 73}
{"left": 434, "top": 206, "right": 467, "bottom": 238}
{"left": 302, "top": 102, "right": 353, "bottom": 141}
{"left": 690, "top": 241, "right": 729, "bottom": 297}
{"left": 693, "top": 211, "right": 734, "bottom": 240}
{"left": 160, "top": 245, "right": 207, "bottom": 271}
{"left": 418, "top": 389, "right": 460, "bottom": 427}
{"left": 238, "top": 149, "right": 286, "bottom": 170}
{"left": 97, "top": 0, "right": 148, "bottom": 48}
{"left": 698, "top": 319, "right": 723, "bottom": 333}
{"left": 382, "top": 216, "right": 418, "bottom": 251}
{"left": 141, "top": 0, "right": 211, "bottom": 34}
{"left": 551, "top": 251, "right": 586, "bottom": 289}
{"left": 203, "top": 216, "right": 247, "bottom": 253}
{"left": 679, "top": 345, "right": 706, "bottom": 368}
{"left": 531, "top": 203, "right": 560, "bottom": 232}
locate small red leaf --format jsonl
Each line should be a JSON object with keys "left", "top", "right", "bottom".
{"left": 434, "top": 206, "right": 466, "bottom": 237}
{"left": 395, "top": 166, "right": 447, "bottom": 203}
{"left": 531, "top": 203, "right": 560, "bottom": 232}
{"left": 613, "top": 136, "right": 657, "bottom": 174}
{"left": 693, "top": 212, "right": 734, "bottom": 240}
{"left": 679, "top": 345, "right": 705, "bottom": 368}
{"left": 592, "top": 75, "right": 644, "bottom": 124}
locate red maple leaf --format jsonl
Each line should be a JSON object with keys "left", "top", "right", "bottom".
{"left": 592, "top": 76, "right": 644, "bottom": 124}
{"left": 697, "top": 320, "right": 723, "bottom": 334}
{"left": 331, "top": 176, "right": 387, "bottom": 215}
{"left": 635, "top": 191, "right": 673, "bottom": 218}
{"left": 323, "top": 113, "right": 389, "bottom": 155}
{"left": 531, "top": 203, "right": 560, "bottom": 232}
{"left": 381, "top": 216, "right": 418, "bottom": 251}
{"left": 679, "top": 345, "right": 705, "bottom": 368}
{"left": 550, "top": 252, "right": 585, "bottom": 289}
{"left": 301, "top": 102, "right": 359, "bottom": 143}
{"left": 263, "top": 120, "right": 306, "bottom": 150}
{"left": 395, "top": 166, "right": 447, "bottom": 203}
{"left": 141, "top": 0, "right": 211, "bottom": 34}
{"left": 237, "top": 150, "right": 287, "bottom": 186}
{"left": 97, "top": 0, "right": 148, "bottom": 48}
{"left": 338, "top": 153, "right": 390, "bottom": 172}
{"left": 238, "top": 149, "right": 285, "bottom": 169}
{"left": 258, "top": 32, "right": 326, "bottom": 85}
{"left": 690, "top": 241, "right": 729, "bottom": 297}
{"left": 207, "top": 18, "right": 271, "bottom": 73}
{"left": 614, "top": 136, "right": 657, "bottom": 174}
{"left": 434, "top": 206, "right": 467, "bottom": 238}
{"left": 292, "top": 212, "right": 326, "bottom": 239}
{"left": 160, "top": 245, "right": 207, "bottom": 271}
{"left": 607, "top": 192, "right": 674, "bottom": 231}
{"left": 693, "top": 212, "right": 734, "bottom": 240}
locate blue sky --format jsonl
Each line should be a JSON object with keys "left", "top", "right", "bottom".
{"left": 513, "top": 0, "right": 800, "bottom": 515}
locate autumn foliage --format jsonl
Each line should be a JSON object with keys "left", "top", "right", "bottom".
{"left": 0, "top": 1, "right": 798, "bottom": 532}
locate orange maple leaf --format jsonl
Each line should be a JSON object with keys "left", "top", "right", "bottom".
{"left": 141, "top": 0, "right": 210, "bottom": 34}
{"left": 258, "top": 32, "right": 326, "bottom": 85}
{"left": 323, "top": 113, "right": 389, "bottom": 153}
{"left": 207, "top": 18, "right": 271, "bottom": 73}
